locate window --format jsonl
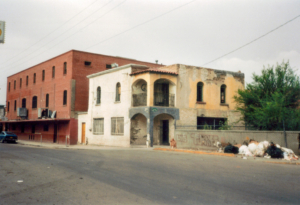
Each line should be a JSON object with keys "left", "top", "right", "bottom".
{"left": 43, "top": 124, "right": 49, "bottom": 131}
{"left": 7, "top": 102, "right": 9, "bottom": 112}
{"left": 111, "top": 117, "right": 124, "bottom": 135}
{"left": 14, "top": 100, "right": 16, "bottom": 111}
{"left": 197, "top": 117, "right": 227, "bottom": 130}
{"left": 197, "top": 82, "right": 203, "bottom": 102}
{"left": 63, "top": 90, "right": 67, "bottom": 105}
{"left": 63, "top": 62, "right": 67, "bottom": 75}
{"left": 42, "top": 70, "right": 45, "bottom": 81}
{"left": 26, "top": 76, "right": 28, "bottom": 86}
{"left": 52, "top": 66, "right": 55, "bottom": 78}
{"left": 220, "top": 85, "right": 226, "bottom": 103}
{"left": 115, "top": 83, "right": 121, "bottom": 102}
{"left": 84, "top": 61, "right": 91, "bottom": 66}
{"left": 32, "top": 96, "right": 37, "bottom": 108}
{"left": 45, "top": 94, "right": 49, "bottom": 107}
{"left": 96, "top": 87, "right": 101, "bottom": 104}
{"left": 8, "top": 82, "right": 10, "bottom": 91}
{"left": 20, "top": 78, "right": 22, "bottom": 88}
{"left": 93, "top": 118, "right": 104, "bottom": 135}
{"left": 106, "top": 64, "right": 112, "bottom": 69}
{"left": 33, "top": 73, "right": 36, "bottom": 84}
{"left": 22, "top": 98, "right": 26, "bottom": 108}
{"left": 14, "top": 80, "right": 16, "bottom": 90}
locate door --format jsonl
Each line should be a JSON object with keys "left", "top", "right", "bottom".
{"left": 81, "top": 123, "right": 86, "bottom": 144}
{"left": 162, "top": 120, "right": 169, "bottom": 145}
{"left": 53, "top": 124, "right": 57, "bottom": 143}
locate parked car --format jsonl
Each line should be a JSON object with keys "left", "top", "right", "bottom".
{"left": 0, "top": 131, "right": 18, "bottom": 143}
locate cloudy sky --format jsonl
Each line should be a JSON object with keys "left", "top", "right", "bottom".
{"left": 0, "top": 0, "right": 300, "bottom": 105}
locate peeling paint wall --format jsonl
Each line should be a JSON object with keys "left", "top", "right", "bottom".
{"left": 176, "top": 64, "right": 244, "bottom": 127}
{"left": 130, "top": 114, "right": 147, "bottom": 145}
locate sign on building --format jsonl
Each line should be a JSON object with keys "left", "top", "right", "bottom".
{"left": 0, "top": 21, "right": 5, "bottom": 43}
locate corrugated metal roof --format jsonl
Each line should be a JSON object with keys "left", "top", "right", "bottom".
{"left": 130, "top": 68, "right": 178, "bottom": 76}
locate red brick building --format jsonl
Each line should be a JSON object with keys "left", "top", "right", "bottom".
{"left": 2, "top": 50, "right": 160, "bottom": 145}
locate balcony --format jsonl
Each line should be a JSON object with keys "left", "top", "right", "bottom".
{"left": 154, "top": 92, "right": 175, "bottom": 107}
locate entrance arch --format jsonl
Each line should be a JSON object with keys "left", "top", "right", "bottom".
{"left": 153, "top": 113, "right": 175, "bottom": 145}
{"left": 130, "top": 113, "right": 147, "bottom": 145}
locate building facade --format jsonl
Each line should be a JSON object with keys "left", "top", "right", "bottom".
{"left": 78, "top": 63, "right": 244, "bottom": 147}
{"left": 3, "top": 50, "right": 160, "bottom": 144}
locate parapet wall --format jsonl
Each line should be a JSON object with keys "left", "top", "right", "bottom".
{"left": 174, "top": 130, "right": 300, "bottom": 154}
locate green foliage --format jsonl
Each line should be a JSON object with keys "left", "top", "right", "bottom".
{"left": 218, "top": 120, "right": 231, "bottom": 130}
{"left": 234, "top": 61, "right": 300, "bottom": 130}
{"left": 203, "top": 123, "right": 212, "bottom": 130}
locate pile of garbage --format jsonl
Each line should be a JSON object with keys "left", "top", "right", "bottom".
{"left": 214, "top": 140, "right": 299, "bottom": 161}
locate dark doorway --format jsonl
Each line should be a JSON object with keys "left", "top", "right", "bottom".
{"left": 162, "top": 120, "right": 169, "bottom": 145}
{"left": 53, "top": 124, "right": 57, "bottom": 143}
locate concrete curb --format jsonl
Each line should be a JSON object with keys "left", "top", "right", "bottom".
{"left": 264, "top": 161, "right": 300, "bottom": 165}
{"left": 153, "top": 148, "right": 235, "bottom": 157}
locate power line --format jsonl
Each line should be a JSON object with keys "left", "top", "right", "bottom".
{"left": 1, "top": 0, "right": 100, "bottom": 66}
{"left": 86, "top": 0, "right": 197, "bottom": 50}
{"left": 202, "top": 14, "right": 300, "bottom": 66}
{"left": 2, "top": 0, "right": 115, "bottom": 71}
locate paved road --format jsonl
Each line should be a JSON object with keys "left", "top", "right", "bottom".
{"left": 0, "top": 143, "right": 299, "bottom": 205}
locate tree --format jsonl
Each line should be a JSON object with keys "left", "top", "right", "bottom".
{"left": 234, "top": 61, "right": 300, "bottom": 130}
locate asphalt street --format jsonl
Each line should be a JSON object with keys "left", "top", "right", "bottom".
{"left": 0, "top": 143, "right": 299, "bottom": 205}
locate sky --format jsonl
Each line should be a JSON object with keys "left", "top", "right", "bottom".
{"left": 0, "top": 0, "right": 300, "bottom": 105}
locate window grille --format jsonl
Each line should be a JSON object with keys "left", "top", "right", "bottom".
{"left": 93, "top": 118, "right": 104, "bottom": 135}
{"left": 111, "top": 117, "right": 124, "bottom": 135}
{"left": 42, "top": 70, "right": 45, "bottom": 81}
{"left": 33, "top": 73, "right": 36, "bottom": 84}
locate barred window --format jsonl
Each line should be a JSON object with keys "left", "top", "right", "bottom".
{"left": 111, "top": 117, "right": 124, "bottom": 135}
{"left": 93, "top": 118, "right": 104, "bottom": 135}
{"left": 115, "top": 83, "right": 121, "bottom": 102}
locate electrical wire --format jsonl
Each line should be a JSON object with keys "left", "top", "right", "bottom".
{"left": 2, "top": 0, "right": 124, "bottom": 75}
{"left": 1, "top": 0, "right": 101, "bottom": 66}
{"left": 202, "top": 14, "right": 300, "bottom": 66}
{"left": 2, "top": 0, "right": 115, "bottom": 71}
{"left": 86, "top": 0, "right": 197, "bottom": 50}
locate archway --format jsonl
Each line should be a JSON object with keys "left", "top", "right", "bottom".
{"left": 153, "top": 78, "right": 176, "bottom": 107}
{"left": 130, "top": 113, "right": 147, "bottom": 145}
{"left": 153, "top": 113, "right": 175, "bottom": 145}
{"left": 132, "top": 79, "right": 147, "bottom": 107}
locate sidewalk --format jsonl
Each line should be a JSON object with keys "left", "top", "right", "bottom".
{"left": 15, "top": 140, "right": 300, "bottom": 165}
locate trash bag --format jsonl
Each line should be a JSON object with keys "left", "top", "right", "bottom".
{"left": 224, "top": 144, "right": 239, "bottom": 154}
{"left": 266, "top": 143, "right": 283, "bottom": 158}
{"left": 239, "top": 145, "right": 253, "bottom": 156}
{"left": 248, "top": 143, "right": 258, "bottom": 154}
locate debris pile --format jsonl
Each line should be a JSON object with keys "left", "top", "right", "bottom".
{"left": 217, "top": 139, "right": 299, "bottom": 161}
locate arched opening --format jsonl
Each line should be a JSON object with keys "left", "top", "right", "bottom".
{"left": 153, "top": 113, "right": 175, "bottom": 145}
{"left": 132, "top": 79, "right": 147, "bottom": 106}
{"left": 197, "top": 82, "right": 204, "bottom": 102}
{"left": 115, "top": 82, "right": 121, "bottom": 102}
{"left": 153, "top": 79, "right": 176, "bottom": 107}
{"left": 220, "top": 84, "right": 226, "bottom": 103}
{"left": 96, "top": 86, "right": 101, "bottom": 104}
{"left": 130, "top": 113, "right": 147, "bottom": 145}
